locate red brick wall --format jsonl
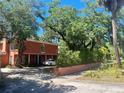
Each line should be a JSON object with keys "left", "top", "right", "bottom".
{"left": 1, "top": 43, "right": 9, "bottom": 67}
{"left": 54, "top": 63, "right": 101, "bottom": 76}
{"left": 23, "top": 41, "right": 42, "bottom": 54}
{"left": 45, "top": 43, "right": 58, "bottom": 55}
{"left": 1, "top": 54, "right": 9, "bottom": 67}
{"left": 23, "top": 41, "right": 58, "bottom": 55}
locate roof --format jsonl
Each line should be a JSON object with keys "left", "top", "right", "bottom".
{"left": 26, "top": 39, "right": 58, "bottom": 46}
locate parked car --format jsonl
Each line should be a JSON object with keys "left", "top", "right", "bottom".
{"left": 43, "top": 59, "right": 56, "bottom": 66}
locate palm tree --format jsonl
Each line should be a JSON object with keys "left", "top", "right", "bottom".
{"left": 98, "top": 0, "right": 124, "bottom": 66}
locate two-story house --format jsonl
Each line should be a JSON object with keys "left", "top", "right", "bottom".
{"left": 0, "top": 38, "right": 58, "bottom": 67}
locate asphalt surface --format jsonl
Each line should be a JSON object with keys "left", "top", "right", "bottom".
{"left": 1, "top": 68, "right": 124, "bottom": 93}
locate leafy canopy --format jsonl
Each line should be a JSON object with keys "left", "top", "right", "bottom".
{"left": 0, "top": 0, "right": 38, "bottom": 41}
{"left": 41, "top": 0, "right": 110, "bottom": 51}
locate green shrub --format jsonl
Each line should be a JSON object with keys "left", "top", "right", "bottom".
{"left": 83, "top": 70, "right": 100, "bottom": 78}
{"left": 83, "top": 63, "right": 122, "bottom": 78}
{"left": 79, "top": 49, "right": 94, "bottom": 64}
{"left": 57, "top": 49, "right": 81, "bottom": 67}
{"left": 79, "top": 46, "right": 110, "bottom": 63}
{"left": 57, "top": 41, "right": 110, "bottom": 67}
{"left": 121, "top": 61, "right": 124, "bottom": 69}
{"left": 95, "top": 46, "right": 110, "bottom": 61}
{"left": 57, "top": 41, "right": 81, "bottom": 67}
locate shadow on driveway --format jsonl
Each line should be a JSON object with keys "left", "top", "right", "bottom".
{"left": 0, "top": 68, "right": 77, "bottom": 93}
{"left": 0, "top": 78, "right": 76, "bottom": 93}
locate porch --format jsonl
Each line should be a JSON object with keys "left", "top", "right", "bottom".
{"left": 14, "top": 54, "right": 57, "bottom": 67}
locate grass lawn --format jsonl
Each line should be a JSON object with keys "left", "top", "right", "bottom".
{"left": 78, "top": 62, "right": 124, "bottom": 83}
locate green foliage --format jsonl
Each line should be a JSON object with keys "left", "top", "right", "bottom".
{"left": 79, "top": 46, "right": 110, "bottom": 64}
{"left": 0, "top": 0, "right": 37, "bottom": 40}
{"left": 0, "top": 0, "right": 38, "bottom": 65}
{"left": 83, "top": 70, "right": 100, "bottom": 78}
{"left": 57, "top": 50, "right": 81, "bottom": 67}
{"left": 104, "top": 43, "right": 115, "bottom": 60}
{"left": 84, "top": 63, "right": 123, "bottom": 79}
{"left": 117, "top": 8, "right": 124, "bottom": 59}
{"left": 121, "top": 61, "right": 124, "bottom": 69}
{"left": 40, "top": 0, "right": 113, "bottom": 67}
{"left": 97, "top": 46, "right": 110, "bottom": 60}
{"left": 56, "top": 41, "right": 110, "bottom": 67}
{"left": 42, "top": 0, "right": 110, "bottom": 51}
{"left": 56, "top": 41, "right": 81, "bottom": 67}
{"left": 0, "top": 0, "right": 38, "bottom": 49}
{"left": 40, "top": 31, "right": 58, "bottom": 43}
{"left": 48, "top": 0, "right": 60, "bottom": 8}
{"left": 79, "top": 49, "right": 94, "bottom": 63}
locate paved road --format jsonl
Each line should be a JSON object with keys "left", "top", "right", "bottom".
{"left": 1, "top": 68, "right": 124, "bottom": 93}
{"left": 51, "top": 74, "right": 124, "bottom": 93}
{"left": 61, "top": 81, "right": 124, "bottom": 93}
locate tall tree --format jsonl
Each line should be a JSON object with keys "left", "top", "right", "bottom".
{"left": 40, "top": 0, "right": 110, "bottom": 51}
{"left": 0, "top": 1, "right": 11, "bottom": 39}
{"left": 40, "top": 31, "right": 59, "bottom": 43}
{"left": 0, "top": 0, "right": 38, "bottom": 65}
{"left": 98, "top": 0, "right": 124, "bottom": 66}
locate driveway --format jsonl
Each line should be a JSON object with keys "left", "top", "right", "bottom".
{"left": 0, "top": 67, "right": 76, "bottom": 93}
{"left": 1, "top": 67, "right": 124, "bottom": 93}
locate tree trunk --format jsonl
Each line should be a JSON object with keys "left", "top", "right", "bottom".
{"left": 112, "top": 13, "right": 121, "bottom": 66}
{"left": 16, "top": 40, "right": 24, "bottom": 67}
{"left": 18, "top": 50, "right": 23, "bottom": 65}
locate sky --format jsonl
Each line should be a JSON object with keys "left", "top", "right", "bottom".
{"left": 60, "top": 0, "right": 86, "bottom": 9}
{"left": 37, "top": 0, "right": 87, "bottom": 36}
{"left": 42, "top": 0, "right": 86, "bottom": 9}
